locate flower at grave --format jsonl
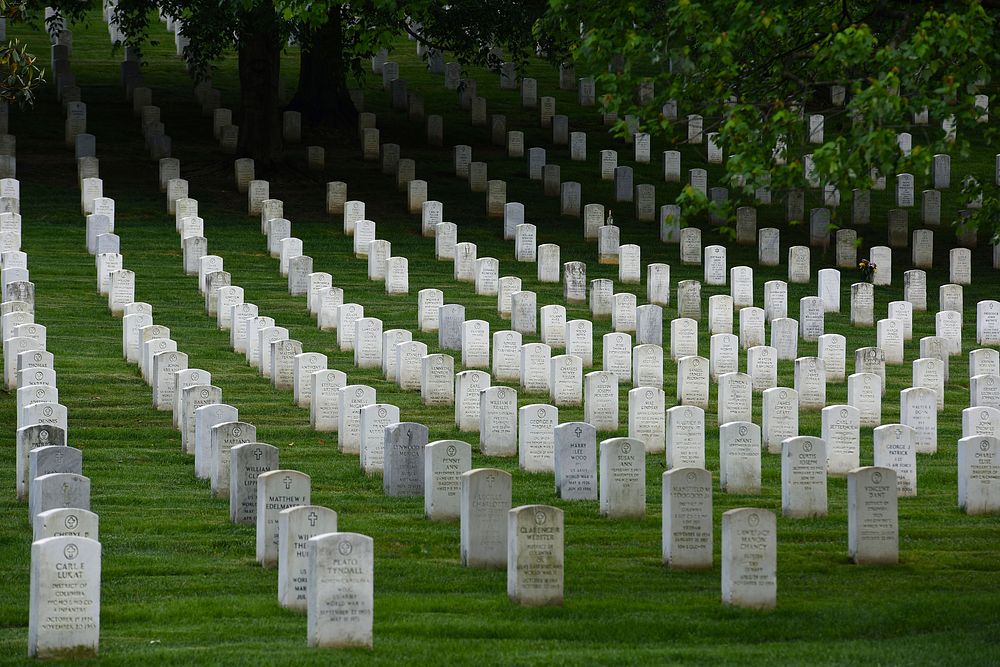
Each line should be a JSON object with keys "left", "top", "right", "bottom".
{"left": 858, "top": 258, "right": 877, "bottom": 283}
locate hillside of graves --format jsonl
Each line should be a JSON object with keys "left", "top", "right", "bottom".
{"left": 1, "top": 5, "right": 999, "bottom": 664}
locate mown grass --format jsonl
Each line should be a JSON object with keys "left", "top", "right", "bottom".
{"left": 0, "top": 6, "right": 998, "bottom": 665}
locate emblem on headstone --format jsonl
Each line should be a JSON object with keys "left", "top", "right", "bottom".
{"left": 232, "top": 426, "right": 242, "bottom": 438}
{"left": 64, "top": 515, "right": 79, "bottom": 530}
{"left": 803, "top": 440, "right": 813, "bottom": 452}
{"left": 748, "top": 513, "right": 760, "bottom": 527}
{"left": 63, "top": 543, "right": 79, "bottom": 561}
{"left": 981, "top": 440, "right": 992, "bottom": 452}
{"left": 534, "top": 510, "right": 547, "bottom": 526}
{"left": 447, "top": 444, "right": 457, "bottom": 457}
{"left": 338, "top": 540, "right": 353, "bottom": 556}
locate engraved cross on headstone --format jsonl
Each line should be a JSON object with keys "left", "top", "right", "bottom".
{"left": 253, "top": 447, "right": 262, "bottom": 461}
{"left": 283, "top": 475, "right": 292, "bottom": 490}
{"left": 308, "top": 511, "right": 318, "bottom": 527}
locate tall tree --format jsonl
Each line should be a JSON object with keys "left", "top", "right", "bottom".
{"left": 113, "top": 0, "right": 287, "bottom": 163}
{"left": 281, "top": 1, "right": 397, "bottom": 127}
{"left": 541, "top": 0, "right": 1000, "bottom": 236}
{"left": 109, "top": 0, "right": 545, "bottom": 157}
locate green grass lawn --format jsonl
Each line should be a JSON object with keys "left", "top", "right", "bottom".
{"left": 0, "top": 7, "right": 998, "bottom": 665}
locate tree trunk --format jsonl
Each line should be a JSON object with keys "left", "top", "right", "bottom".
{"left": 237, "top": 3, "right": 282, "bottom": 163}
{"left": 288, "top": 5, "right": 357, "bottom": 128}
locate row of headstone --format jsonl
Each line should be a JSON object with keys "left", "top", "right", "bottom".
{"left": 14, "top": 137, "right": 103, "bottom": 658}
{"left": 106, "top": 70, "right": 384, "bottom": 646}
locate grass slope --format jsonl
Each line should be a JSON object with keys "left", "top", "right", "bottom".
{"left": 0, "top": 7, "right": 998, "bottom": 666}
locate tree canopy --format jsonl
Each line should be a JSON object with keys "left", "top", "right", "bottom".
{"left": 540, "top": 0, "right": 1000, "bottom": 237}
{"left": 100, "top": 0, "right": 545, "bottom": 162}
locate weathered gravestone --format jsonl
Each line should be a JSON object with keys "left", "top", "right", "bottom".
{"left": 278, "top": 505, "right": 337, "bottom": 612}
{"left": 256, "top": 470, "right": 311, "bottom": 567}
{"left": 848, "top": 467, "right": 898, "bottom": 565}
{"left": 424, "top": 440, "right": 472, "bottom": 520}
{"left": 958, "top": 435, "right": 1000, "bottom": 515}
{"left": 28, "top": 536, "right": 101, "bottom": 658}
{"left": 383, "top": 422, "right": 428, "bottom": 496}
{"left": 229, "top": 442, "right": 278, "bottom": 525}
{"left": 781, "top": 437, "right": 828, "bottom": 518}
{"left": 662, "top": 468, "right": 713, "bottom": 570}
{"left": 307, "top": 532, "right": 373, "bottom": 648}
{"left": 507, "top": 505, "right": 564, "bottom": 607}
{"left": 32, "top": 507, "right": 98, "bottom": 543}
{"left": 599, "top": 438, "right": 646, "bottom": 518}
{"left": 460, "top": 467, "right": 513, "bottom": 569}
{"left": 721, "top": 508, "right": 776, "bottom": 609}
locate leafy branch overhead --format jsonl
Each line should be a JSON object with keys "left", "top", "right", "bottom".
{"left": 98, "top": 0, "right": 546, "bottom": 161}
{"left": 0, "top": 1, "right": 92, "bottom": 107}
{"left": 0, "top": 2, "right": 43, "bottom": 106}
{"left": 541, "top": 0, "right": 999, "bottom": 237}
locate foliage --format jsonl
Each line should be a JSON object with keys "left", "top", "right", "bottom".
{"left": 109, "top": 0, "right": 289, "bottom": 82}
{"left": 0, "top": 35, "right": 42, "bottom": 106}
{"left": 0, "top": 2, "right": 44, "bottom": 106}
{"left": 0, "top": 0, "right": 90, "bottom": 107}
{"left": 540, "top": 0, "right": 1000, "bottom": 233}
{"left": 275, "top": 0, "right": 547, "bottom": 84}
